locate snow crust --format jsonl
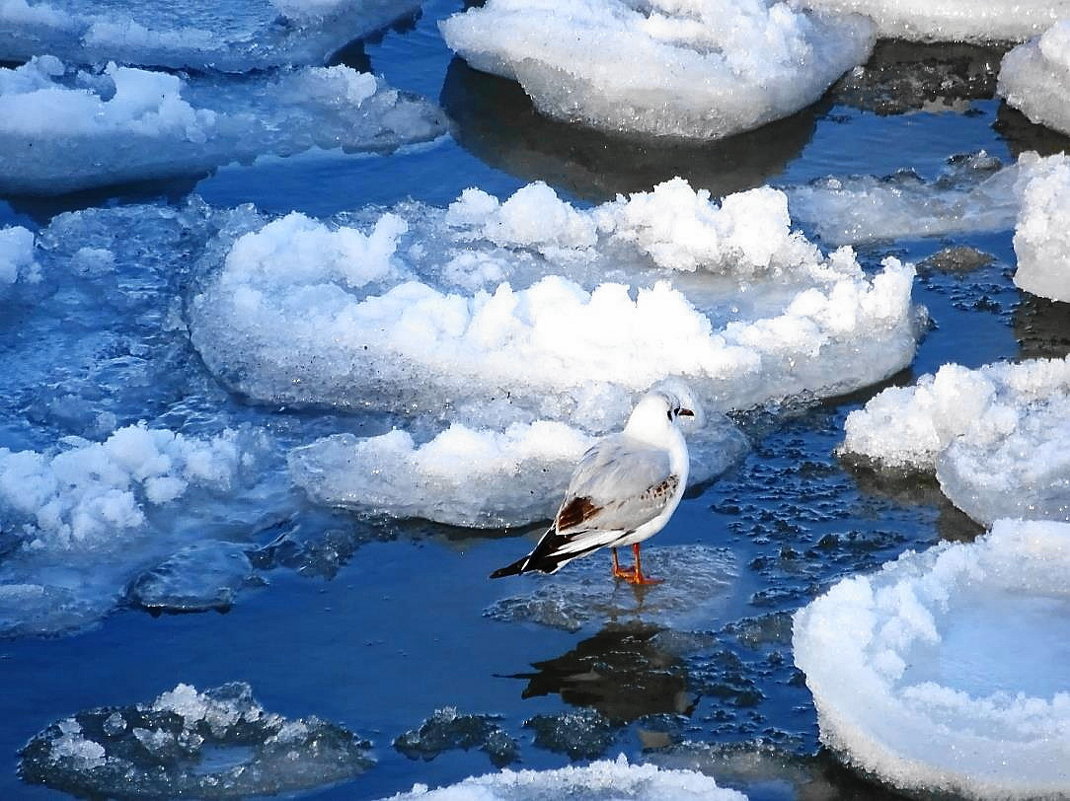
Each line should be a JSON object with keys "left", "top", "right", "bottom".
{"left": 1012, "top": 152, "right": 1070, "bottom": 302}
{"left": 1000, "top": 20, "right": 1070, "bottom": 138}
{"left": 0, "top": 0, "right": 420, "bottom": 71}
{"left": 840, "top": 357, "right": 1070, "bottom": 525}
{"left": 799, "top": 0, "right": 1070, "bottom": 42}
{"left": 384, "top": 754, "right": 747, "bottom": 801}
{"left": 794, "top": 519, "right": 1070, "bottom": 799}
{"left": 440, "top": 0, "right": 874, "bottom": 139}
{"left": 190, "top": 179, "right": 920, "bottom": 435}
{"left": 0, "top": 57, "right": 446, "bottom": 195}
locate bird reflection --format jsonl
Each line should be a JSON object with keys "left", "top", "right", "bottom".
{"left": 439, "top": 58, "right": 819, "bottom": 204}
{"left": 506, "top": 622, "right": 697, "bottom": 723}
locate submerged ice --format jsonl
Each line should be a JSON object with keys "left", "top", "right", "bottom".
{"left": 20, "top": 682, "right": 374, "bottom": 799}
{"left": 840, "top": 356, "right": 1070, "bottom": 525}
{"left": 793, "top": 519, "right": 1070, "bottom": 799}
{"left": 0, "top": 57, "right": 446, "bottom": 195}
{"left": 440, "top": 0, "right": 874, "bottom": 139}
{"left": 0, "top": 0, "right": 420, "bottom": 71}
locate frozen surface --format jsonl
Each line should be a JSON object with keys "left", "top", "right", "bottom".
{"left": 126, "top": 541, "right": 257, "bottom": 612}
{"left": 1012, "top": 152, "right": 1070, "bottom": 302}
{"left": 440, "top": 0, "right": 874, "bottom": 139}
{"left": 20, "top": 682, "right": 374, "bottom": 799}
{"left": 840, "top": 356, "right": 1070, "bottom": 525}
{"left": 394, "top": 708, "right": 518, "bottom": 767}
{"left": 383, "top": 754, "right": 747, "bottom": 800}
{"left": 794, "top": 519, "right": 1070, "bottom": 799}
{"left": 1000, "top": 20, "right": 1070, "bottom": 138}
{"left": 485, "top": 545, "right": 738, "bottom": 632}
{"left": 191, "top": 179, "right": 921, "bottom": 435}
{"left": 0, "top": 57, "right": 446, "bottom": 195}
{"left": 0, "top": 0, "right": 420, "bottom": 71}
{"left": 289, "top": 414, "right": 748, "bottom": 528}
{"left": 799, "top": 0, "right": 1070, "bottom": 42}
{"left": 788, "top": 152, "right": 1027, "bottom": 245}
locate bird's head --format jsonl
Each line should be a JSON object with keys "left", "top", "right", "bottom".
{"left": 626, "top": 380, "right": 702, "bottom": 438}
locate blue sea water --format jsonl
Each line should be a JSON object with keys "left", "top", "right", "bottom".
{"left": 1, "top": 2, "right": 1069, "bottom": 800}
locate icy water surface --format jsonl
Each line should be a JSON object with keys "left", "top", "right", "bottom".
{"left": 1, "top": 3, "right": 1069, "bottom": 801}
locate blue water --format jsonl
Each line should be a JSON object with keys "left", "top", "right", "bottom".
{"left": 2, "top": 3, "right": 1069, "bottom": 800}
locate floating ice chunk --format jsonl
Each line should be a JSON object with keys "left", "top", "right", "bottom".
{"left": 0, "top": 226, "right": 38, "bottom": 287}
{"left": 440, "top": 0, "right": 874, "bottom": 139}
{"left": 798, "top": 0, "right": 1070, "bottom": 42}
{"left": 395, "top": 708, "right": 518, "bottom": 767}
{"left": 525, "top": 709, "right": 617, "bottom": 759}
{"left": 0, "top": 0, "right": 420, "bottom": 71}
{"left": 20, "top": 682, "right": 374, "bottom": 799}
{"left": 383, "top": 754, "right": 747, "bottom": 801}
{"left": 793, "top": 520, "right": 1070, "bottom": 799}
{"left": 127, "top": 541, "right": 257, "bottom": 613}
{"left": 1012, "top": 152, "right": 1070, "bottom": 302}
{"left": 1001, "top": 19, "right": 1070, "bottom": 141}
{"left": 840, "top": 357, "right": 1070, "bottom": 524}
{"left": 191, "top": 180, "right": 920, "bottom": 432}
{"left": 290, "top": 416, "right": 747, "bottom": 528}
{"left": 486, "top": 545, "right": 738, "bottom": 632}
{"left": 0, "top": 58, "right": 446, "bottom": 195}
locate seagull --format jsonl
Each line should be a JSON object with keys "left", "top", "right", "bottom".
{"left": 490, "top": 387, "right": 694, "bottom": 585}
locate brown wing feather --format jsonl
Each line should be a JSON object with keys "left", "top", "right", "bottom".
{"left": 554, "top": 496, "right": 602, "bottom": 531}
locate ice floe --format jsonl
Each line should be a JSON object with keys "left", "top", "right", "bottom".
{"left": 382, "top": 754, "right": 747, "bottom": 800}
{"left": 799, "top": 0, "right": 1070, "bottom": 42}
{"left": 394, "top": 708, "right": 518, "bottom": 767}
{"left": 485, "top": 545, "right": 739, "bottom": 632}
{"left": 0, "top": 56, "right": 446, "bottom": 195}
{"left": 289, "top": 412, "right": 748, "bottom": 528}
{"left": 1012, "top": 151, "right": 1070, "bottom": 302}
{"left": 0, "top": 225, "right": 38, "bottom": 288}
{"left": 0, "top": 0, "right": 419, "bottom": 71}
{"left": 1001, "top": 19, "right": 1070, "bottom": 139}
{"left": 190, "top": 179, "right": 921, "bottom": 435}
{"left": 840, "top": 357, "right": 1070, "bottom": 525}
{"left": 20, "top": 682, "right": 374, "bottom": 799}
{"left": 440, "top": 0, "right": 874, "bottom": 140}
{"left": 793, "top": 519, "right": 1070, "bottom": 799}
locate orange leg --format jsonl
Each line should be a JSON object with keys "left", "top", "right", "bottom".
{"left": 629, "top": 543, "right": 663, "bottom": 586}
{"left": 611, "top": 547, "right": 637, "bottom": 581}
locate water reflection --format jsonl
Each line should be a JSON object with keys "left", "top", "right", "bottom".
{"left": 507, "top": 622, "right": 696, "bottom": 723}
{"left": 1014, "top": 294, "right": 1070, "bottom": 361}
{"left": 995, "top": 103, "right": 1070, "bottom": 158}
{"left": 440, "top": 58, "right": 819, "bottom": 203}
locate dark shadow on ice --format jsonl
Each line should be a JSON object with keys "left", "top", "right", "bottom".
{"left": 994, "top": 103, "right": 1070, "bottom": 158}
{"left": 4, "top": 177, "right": 202, "bottom": 226}
{"left": 829, "top": 39, "right": 1006, "bottom": 115}
{"left": 1014, "top": 294, "right": 1070, "bottom": 361}
{"left": 506, "top": 622, "right": 696, "bottom": 723}
{"left": 440, "top": 58, "right": 820, "bottom": 203}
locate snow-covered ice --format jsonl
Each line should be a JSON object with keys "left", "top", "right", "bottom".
{"left": 486, "top": 545, "right": 739, "bottom": 632}
{"left": 0, "top": 226, "right": 38, "bottom": 288}
{"left": 289, "top": 413, "right": 748, "bottom": 528}
{"left": 1012, "top": 151, "right": 1070, "bottom": 302}
{"left": 381, "top": 754, "right": 747, "bottom": 801}
{"left": 840, "top": 357, "right": 1070, "bottom": 525}
{"left": 793, "top": 519, "right": 1070, "bottom": 799}
{"left": 0, "top": 57, "right": 446, "bottom": 195}
{"left": 1000, "top": 20, "right": 1070, "bottom": 139}
{"left": 0, "top": 0, "right": 420, "bottom": 72}
{"left": 799, "top": 0, "right": 1070, "bottom": 43}
{"left": 440, "top": 0, "right": 874, "bottom": 139}
{"left": 191, "top": 179, "right": 921, "bottom": 435}
{"left": 20, "top": 682, "right": 374, "bottom": 799}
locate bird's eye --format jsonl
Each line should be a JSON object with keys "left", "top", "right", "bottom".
{"left": 666, "top": 409, "right": 674, "bottom": 421}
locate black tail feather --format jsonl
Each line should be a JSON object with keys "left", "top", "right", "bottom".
{"left": 489, "top": 529, "right": 603, "bottom": 578}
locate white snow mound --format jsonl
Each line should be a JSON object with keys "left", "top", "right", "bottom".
{"left": 840, "top": 357, "right": 1070, "bottom": 525}
{"left": 794, "top": 519, "right": 1070, "bottom": 799}
{"left": 440, "top": 0, "right": 874, "bottom": 139}
{"left": 1012, "top": 151, "right": 1070, "bottom": 302}
{"left": 383, "top": 754, "right": 748, "bottom": 800}
{"left": 1000, "top": 20, "right": 1070, "bottom": 138}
